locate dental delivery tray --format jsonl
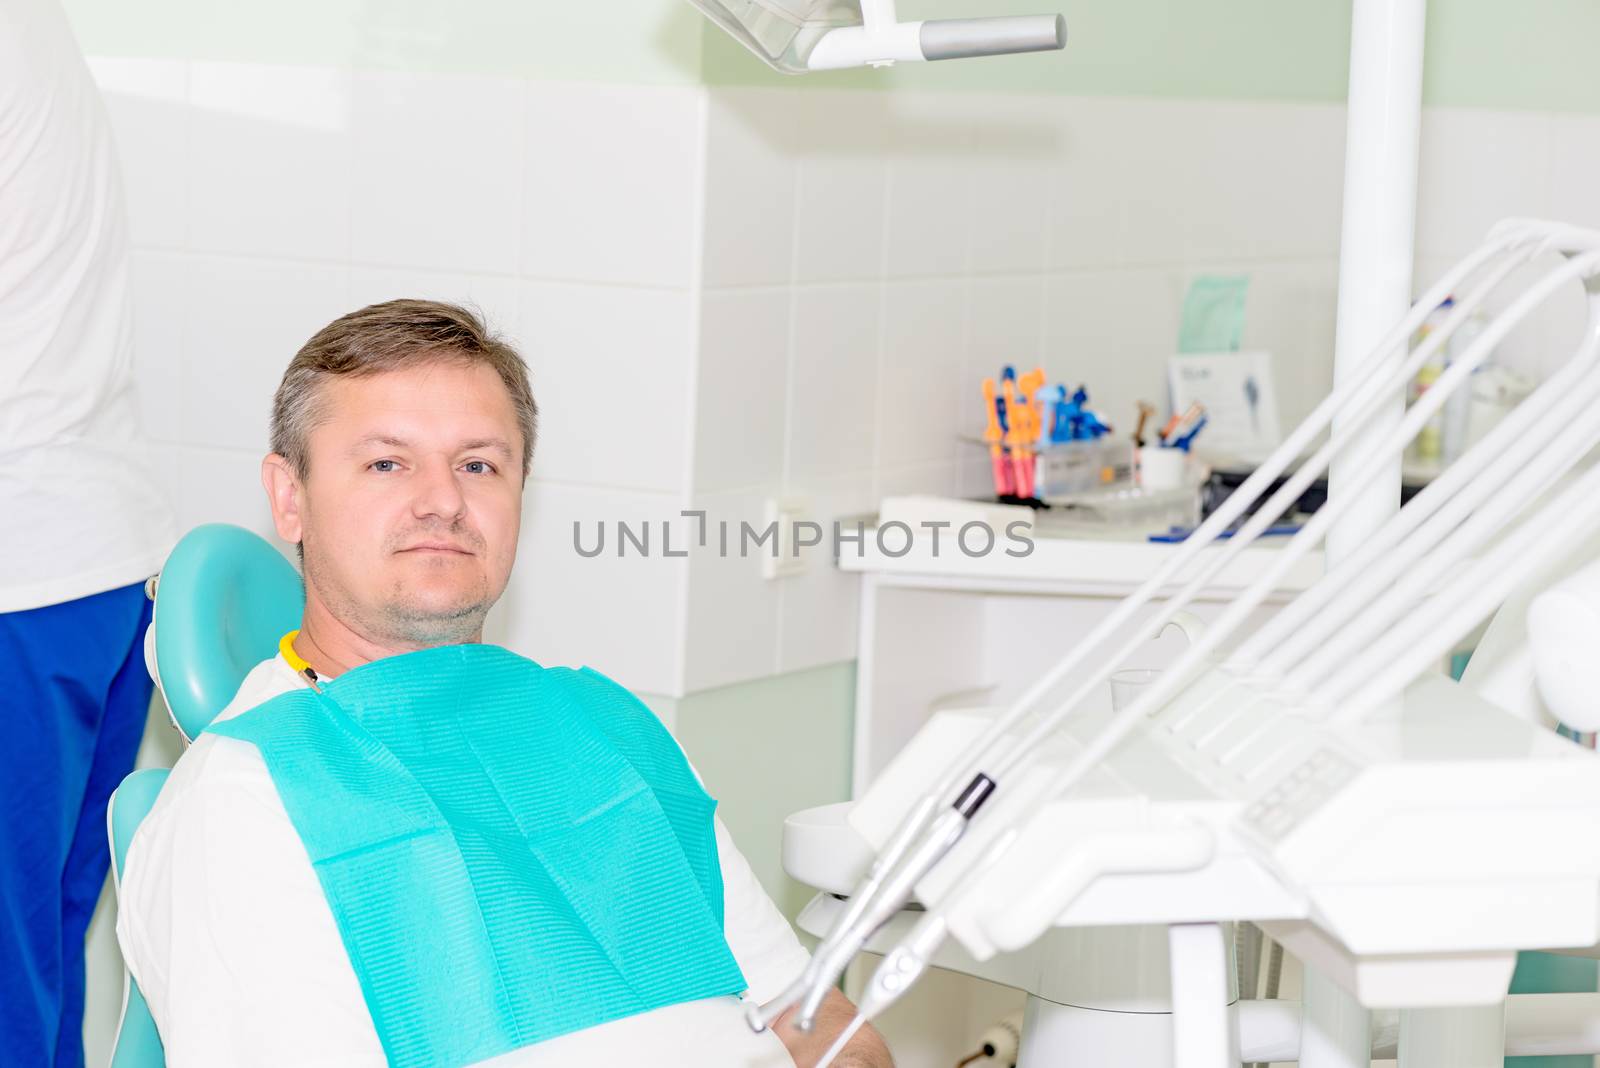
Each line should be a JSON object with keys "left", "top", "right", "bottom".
{"left": 784, "top": 673, "right": 1600, "bottom": 1007}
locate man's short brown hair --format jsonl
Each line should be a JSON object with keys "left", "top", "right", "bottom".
{"left": 270, "top": 300, "right": 537, "bottom": 480}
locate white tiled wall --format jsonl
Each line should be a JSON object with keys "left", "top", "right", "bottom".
{"left": 93, "top": 59, "right": 703, "bottom": 697}
{"left": 683, "top": 88, "right": 1599, "bottom": 692}
{"left": 188, "top": 62, "right": 354, "bottom": 262}
{"left": 683, "top": 89, "right": 1347, "bottom": 691}
{"left": 92, "top": 57, "right": 1597, "bottom": 698}
{"left": 520, "top": 83, "right": 704, "bottom": 288}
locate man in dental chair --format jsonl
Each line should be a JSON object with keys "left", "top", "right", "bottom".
{"left": 116, "top": 300, "right": 891, "bottom": 1068}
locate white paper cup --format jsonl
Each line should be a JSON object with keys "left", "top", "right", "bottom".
{"left": 1138, "top": 446, "right": 1188, "bottom": 490}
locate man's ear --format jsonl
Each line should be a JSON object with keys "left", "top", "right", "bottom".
{"left": 262, "top": 454, "right": 305, "bottom": 547}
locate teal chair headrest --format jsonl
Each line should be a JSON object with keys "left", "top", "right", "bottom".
{"left": 151, "top": 524, "right": 303, "bottom": 741}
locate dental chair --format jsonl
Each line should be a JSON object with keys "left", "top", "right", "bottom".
{"left": 106, "top": 524, "right": 302, "bottom": 1068}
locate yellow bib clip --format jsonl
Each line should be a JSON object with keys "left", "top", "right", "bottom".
{"left": 279, "top": 629, "right": 321, "bottom": 691}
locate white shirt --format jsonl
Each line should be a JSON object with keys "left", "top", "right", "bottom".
{"left": 117, "top": 656, "right": 807, "bottom": 1067}
{"left": 0, "top": 0, "right": 174, "bottom": 612}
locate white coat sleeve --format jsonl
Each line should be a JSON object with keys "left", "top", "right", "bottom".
{"left": 713, "top": 817, "right": 812, "bottom": 1004}
{"left": 114, "top": 736, "right": 387, "bottom": 1068}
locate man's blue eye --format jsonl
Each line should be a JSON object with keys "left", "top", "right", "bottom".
{"left": 464, "top": 461, "right": 492, "bottom": 475}
{"left": 371, "top": 460, "right": 397, "bottom": 472}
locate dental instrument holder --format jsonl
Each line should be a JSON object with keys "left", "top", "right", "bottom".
{"left": 1032, "top": 437, "right": 1132, "bottom": 499}
{"left": 685, "top": 0, "right": 1065, "bottom": 74}
{"left": 1035, "top": 482, "right": 1202, "bottom": 534}
{"left": 761, "top": 221, "right": 1600, "bottom": 1065}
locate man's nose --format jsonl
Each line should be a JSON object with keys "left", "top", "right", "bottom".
{"left": 411, "top": 458, "right": 468, "bottom": 522}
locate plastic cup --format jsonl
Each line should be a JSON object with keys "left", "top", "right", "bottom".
{"left": 1110, "top": 667, "right": 1162, "bottom": 711}
{"left": 1138, "top": 446, "right": 1188, "bottom": 491}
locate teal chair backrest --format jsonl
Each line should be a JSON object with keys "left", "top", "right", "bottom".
{"left": 107, "top": 769, "right": 171, "bottom": 1068}
{"left": 108, "top": 524, "right": 303, "bottom": 1068}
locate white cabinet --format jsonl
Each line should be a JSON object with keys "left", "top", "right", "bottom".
{"left": 841, "top": 529, "right": 1323, "bottom": 791}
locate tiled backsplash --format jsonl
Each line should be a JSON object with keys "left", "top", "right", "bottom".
{"left": 91, "top": 58, "right": 1591, "bottom": 696}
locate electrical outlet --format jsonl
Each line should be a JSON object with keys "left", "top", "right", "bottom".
{"left": 762, "top": 496, "right": 810, "bottom": 580}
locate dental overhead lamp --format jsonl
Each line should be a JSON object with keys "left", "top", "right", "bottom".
{"left": 685, "top": 0, "right": 1066, "bottom": 72}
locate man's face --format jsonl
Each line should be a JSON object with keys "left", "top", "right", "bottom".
{"left": 268, "top": 359, "right": 525, "bottom": 648}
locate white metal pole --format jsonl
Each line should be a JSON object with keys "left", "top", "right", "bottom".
{"left": 1307, "top": 1, "right": 1426, "bottom": 1063}
{"left": 1169, "top": 923, "right": 1240, "bottom": 1068}
{"left": 1327, "top": 0, "right": 1427, "bottom": 564}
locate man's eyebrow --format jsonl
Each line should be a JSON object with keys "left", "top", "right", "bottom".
{"left": 348, "top": 434, "right": 411, "bottom": 454}
{"left": 346, "top": 434, "right": 514, "bottom": 458}
{"left": 460, "top": 437, "right": 515, "bottom": 458}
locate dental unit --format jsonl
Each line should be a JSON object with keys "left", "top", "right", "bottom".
{"left": 772, "top": 222, "right": 1600, "bottom": 1062}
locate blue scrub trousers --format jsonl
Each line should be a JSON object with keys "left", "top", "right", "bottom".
{"left": 0, "top": 583, "right": 154, "bottom": 1068}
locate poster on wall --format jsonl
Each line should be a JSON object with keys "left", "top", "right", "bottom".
{"left": 1167, "top": 351, "right": 1282, "bottom": 463}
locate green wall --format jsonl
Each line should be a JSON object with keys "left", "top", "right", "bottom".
{"left": 703, "top": 0, "right": 1600, "bottom": 113}
{"left": 702, "top": 0, "right": 1351, "bottom": 99}
{"left": 667, "top": 662, "right": 857, "bottom": 921}
{"left": 61, "top": 0, "right": 706, "bottom": 85}
{"left": 64, "top": 0, "right": 1600, "bottom": 113}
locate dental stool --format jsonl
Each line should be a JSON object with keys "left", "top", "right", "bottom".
{"left": 106, "top": 524, "right": 303, "bottom": 1068}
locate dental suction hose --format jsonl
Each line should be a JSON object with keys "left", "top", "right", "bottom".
{"left": 743, "top": 794, "right": 941, "bottom": 1035}
{"left": 792, "top": 774, "right": 995, "bottom": 1030}
{"left": 749, "top": 773, "right": 997, "bottom": 1035}
{"left": 812, "top": 914, "right": 954, "bottom": 1068}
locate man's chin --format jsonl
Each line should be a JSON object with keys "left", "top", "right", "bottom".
{"left": 379, "top": 592, "right": 493, "bottom": 645}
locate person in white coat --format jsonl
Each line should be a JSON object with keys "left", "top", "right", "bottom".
{"left": 0, "top": 1, "right": 175, "bottom": 1064}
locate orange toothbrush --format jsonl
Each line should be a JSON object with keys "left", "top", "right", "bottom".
{"left": 982, "top": 378, "right": 1013, "bottom": 497}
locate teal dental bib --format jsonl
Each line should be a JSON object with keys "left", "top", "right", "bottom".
{"left": 205, "top": 645, "right": 745, "bottom": 1068}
